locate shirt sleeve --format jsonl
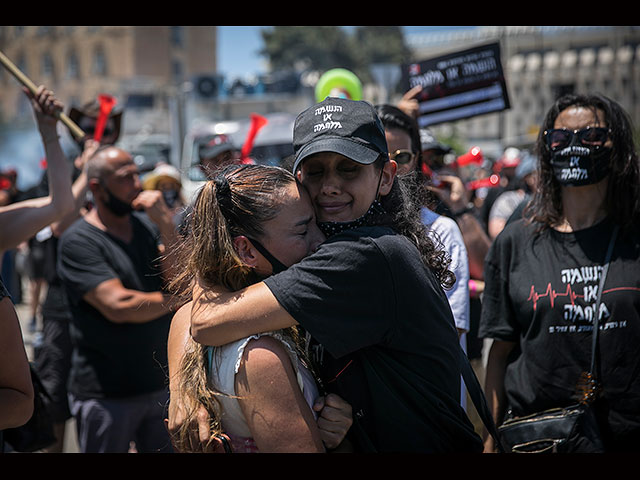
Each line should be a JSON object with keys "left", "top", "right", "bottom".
{"left": 264, "top": 234, "right": 396, "bottom": 358}
{"left": 57, "top": 229, "right": 118, "bottom": 301}
{"left": 431, "top": 215, "right": 470, "bottom": 332}
{"left": 478, "top": 231, "right": 520, "bottom": 342}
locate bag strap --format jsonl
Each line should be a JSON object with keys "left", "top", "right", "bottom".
{"left": 589, "top": 225, "right": 619, "bottom": 379}
{"left": 460, "top": 348, "right": 505, "bottom": 453}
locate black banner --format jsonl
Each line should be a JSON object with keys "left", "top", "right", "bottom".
{"left": 402, "top": 42, "right": 510, "bottom": 127}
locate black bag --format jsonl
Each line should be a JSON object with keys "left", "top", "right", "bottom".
{"left": 497, "top": 226, "right": 618, "bottom": 454}
{"left": 2, "top": 363, "right": 57, "bottom": 452}
{"left": 497, "top": 403, "right": 604, "bottom": 453}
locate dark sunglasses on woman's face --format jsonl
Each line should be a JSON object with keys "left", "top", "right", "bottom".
{"left": 389, "top": 149, "right": 415, "bottom": 164}
{"left": 544, "top": 127, "right": 611, "bottom": 152}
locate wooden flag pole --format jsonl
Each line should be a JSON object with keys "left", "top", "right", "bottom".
{"left": 0, "top": 49, "right": 86, "bottom": 140}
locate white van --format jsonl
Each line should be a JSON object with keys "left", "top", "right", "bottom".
{"left": 180, "top": 112, "right": 296, "bottom": 202}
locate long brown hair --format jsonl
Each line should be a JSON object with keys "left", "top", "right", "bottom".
{"left": 169, "top": 163, "right": 301, "bottom": 452}
{"left": 528, "top": 93, "right": 640, "bottom": 232}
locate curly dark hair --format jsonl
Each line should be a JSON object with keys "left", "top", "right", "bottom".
{"left": 528, "top": 93, "right": 640, "bottom": 232}
{"left": 375, "top": 161, "right": 456, "bottom": 290}
{"left": 373, "top": 104, "right": 455, "bottom": 290}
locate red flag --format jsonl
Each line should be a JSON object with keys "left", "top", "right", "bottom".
{"left": 467, "top": 174, "right": 501, "bottom": 190}
{"left": 455, "top": 146, "right": 483, "bottom": 167}
{"left": 94, "top": 94, "right": 117, "bottom": 142}
{"left": 241, "top": 113, "right": 268, "bottom": 163}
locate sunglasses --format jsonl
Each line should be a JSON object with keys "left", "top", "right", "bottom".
{"left": 544, "top": 127, "right": 610, "bottom": 152}
{"left": 389, "top": 149, "right": 415, "bottom": 164}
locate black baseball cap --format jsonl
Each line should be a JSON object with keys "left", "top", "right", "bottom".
{"left": 292, "top": 97, "right": 389, "bottom": 173}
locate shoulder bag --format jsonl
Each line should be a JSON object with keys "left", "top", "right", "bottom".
{"left": 496, "top": 225, "right": 619, "bottom": 453}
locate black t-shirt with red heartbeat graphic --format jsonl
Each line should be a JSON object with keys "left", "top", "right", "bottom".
{"left": 479, "top": 217, "right": 640, "bottom": 450}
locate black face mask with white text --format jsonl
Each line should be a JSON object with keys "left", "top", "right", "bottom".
{"left": 549, "top": 145, "right": 612, "bottom": 187}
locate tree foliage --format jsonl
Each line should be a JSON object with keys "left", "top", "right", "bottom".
{"left": 259, "top": 26, "right": 411, "bottom": 84}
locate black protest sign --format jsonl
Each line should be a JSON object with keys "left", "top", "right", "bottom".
{"left": 402, "top": 42, "right": 510, "bottom": 127}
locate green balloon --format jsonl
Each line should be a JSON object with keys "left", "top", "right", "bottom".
{"left": 315, "top": 68, "right": 363, "bottom": 102}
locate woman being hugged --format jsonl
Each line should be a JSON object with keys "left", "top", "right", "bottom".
{"left": 167, "top": 163, "right": 351, "bottom": 453}
{"left": 480, "top": 93, "right": 640, "bottom": 452}
{"left": 187, "top": 98, "right": 484, "bottom": 453}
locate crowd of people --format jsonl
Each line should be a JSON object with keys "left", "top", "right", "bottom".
{"left": 0, "top": 76, "right": 638, "bottom": 454}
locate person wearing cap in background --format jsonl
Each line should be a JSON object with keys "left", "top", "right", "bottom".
{"left": 197, "top": 134, "right": 241, "bottom": 180}
{"left": 487, "top": 152, "right": 538, "bottom": 239}
{"left": 186, "top": 97, "right": 485, "bottom": 452}
{"left": 478, "top": 147, "right": 521, "bottom": 235}
{"left": 68, "top": 95, "right": 123, "bottom": 151}
{"left": 143, "top": 163, "right": 187, "bottom": 230}
{"left": 419, "top": 127, "right": 454, "bottom": 177}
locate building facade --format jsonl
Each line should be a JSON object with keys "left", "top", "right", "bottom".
{"left": 406, "top": 26, "right": 640, "bottom": 158}
{"left": 0, "top": 26, "right": 217, "bottom": 136}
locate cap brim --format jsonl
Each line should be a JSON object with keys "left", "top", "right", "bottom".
{"left": 293, "top": 137, "right": 382, "bottom": 172}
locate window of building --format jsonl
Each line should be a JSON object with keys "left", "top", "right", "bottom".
{"left": 92, "top": 47, "right": 107, "bottom": 75}
{"left": 171, "top": 59, "right": 183, "bottom": 82}
{"left": 66, "top": 50, "right": 80, "bottom": 79}
{"left": 171, "top": 26, "right": 184, "bottom": 48}
{"left": 42, "top": 52, "right": 55, "bottom": 78}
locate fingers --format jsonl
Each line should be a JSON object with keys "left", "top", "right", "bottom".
{"left": 315, "top": 393, "right": 353, "bottom": 450}
{"left": 26, "top": 85, "right": 63, "bottom": 119}
{"left": 131, "top": 189, "right": 163, "bottom": 210}
{"left": 77, "top": 139, "right": 100, "bottom": 168}
{"left": 401, "top": 84, "right": 423, "bottom": 101}
{"left": 196, "top": 405, "right": 211, "bottom": 445}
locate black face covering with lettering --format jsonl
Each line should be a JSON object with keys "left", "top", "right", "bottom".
{"left": 549, "top": 145, "right": 612, "bottom": 187}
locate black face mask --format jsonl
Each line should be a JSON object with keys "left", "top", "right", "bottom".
{"left": 246, "top": 237, "right": 288, "bottom": 275}
{"left": 550, "top": 145, "right": 612, "bottom": 187}
{"left": 102, "top": 185, "right": 134, "bottom": 217}
{"left": 317, "top": 199, "right": 385, "bottom": 237}
{"left": 162, "top": 189, "right": 179, "bottom": 209}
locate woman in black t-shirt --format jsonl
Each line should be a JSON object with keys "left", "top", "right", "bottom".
{"left": 187, "top": 98, "right": 483, "bottom": 452}
{"left": 480, "top": 93, "right": 640, "bottom": 452}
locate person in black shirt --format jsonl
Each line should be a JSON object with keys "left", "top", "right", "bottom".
{"left": 187, "top": 97, "right": 483, "bottom": 453}
{"left": 57, "top": 145, "right": 182, "bottom": 452}
{"left": 480, "top": 93, "right": 640, "bottom": 452}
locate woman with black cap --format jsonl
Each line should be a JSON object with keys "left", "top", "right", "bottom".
{"left": 186, "top": 97, "right": 485, "bottom": 453}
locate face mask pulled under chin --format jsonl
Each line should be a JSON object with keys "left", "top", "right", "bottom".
{"left": 102, "top": 185, "right": 134, "bottom": 216}
{"left": 162, "top": 189, "right": 180, "bottom": 209}
{"left": 550, "top": 145, "right": 612, "bottom": 187}
{"left": 317, "top": 199, "right": 385, "bottom": 237}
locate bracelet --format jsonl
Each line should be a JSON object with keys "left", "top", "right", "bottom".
{"left": 469, "top": 279, "right": 477, "bottom": 296}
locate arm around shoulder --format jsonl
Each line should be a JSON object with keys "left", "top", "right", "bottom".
{"left": 190, "top": 278, "right": 297, "bottom": 346}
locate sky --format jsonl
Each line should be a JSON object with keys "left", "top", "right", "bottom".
{"left": 217, "top": 26, "right": 478, "bottom": 80}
